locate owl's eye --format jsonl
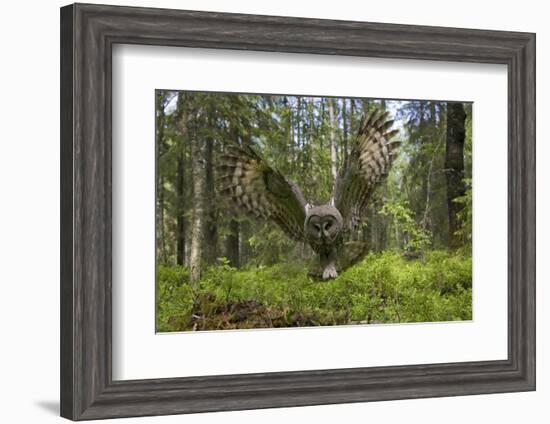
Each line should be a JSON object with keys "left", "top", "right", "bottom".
{"left": 313, "top": 223, "right": 321, "bottom": 231}
{"left": 325, "top": 222, "right": 332, "bottom": 231}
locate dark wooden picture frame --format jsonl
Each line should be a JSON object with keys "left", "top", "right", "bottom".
{"left": 60, "top": 3, "right": 535, "bottom": 420}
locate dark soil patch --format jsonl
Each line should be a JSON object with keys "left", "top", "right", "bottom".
{"left": 190, "top": 299, "right": 320, "bottom": 330}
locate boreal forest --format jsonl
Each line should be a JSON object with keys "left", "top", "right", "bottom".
{"left": 155, "top": 91, "right": 472, "bottom": 332}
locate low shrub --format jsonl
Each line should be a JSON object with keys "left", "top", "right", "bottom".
{"left": 156, "top": 250, "right": 472, "bottom": 332}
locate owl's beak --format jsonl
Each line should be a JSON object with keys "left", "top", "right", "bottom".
{"left": 322, "top": 222, "right": 331, "bottom": 238}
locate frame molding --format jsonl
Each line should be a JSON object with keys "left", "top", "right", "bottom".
{"left": 60, "top": 3, "right": 535, "bottom": 420}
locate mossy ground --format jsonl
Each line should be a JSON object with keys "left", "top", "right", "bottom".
{"left": 156, "top": 250, "right": 472, "bottom": 332}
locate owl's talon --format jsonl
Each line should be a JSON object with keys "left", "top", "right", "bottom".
{"left": 322, "top": 264, "right": 338, "bottom": 280}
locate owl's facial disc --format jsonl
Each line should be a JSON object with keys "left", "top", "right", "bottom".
{"left": 304, "top": 205, "right": 343, "bottom": 245}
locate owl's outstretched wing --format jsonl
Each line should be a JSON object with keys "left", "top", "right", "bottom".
{"left": 218, "top": 143, "right": 307, "bottom": 242}
{"left": 333, "top": 108, "right": 400, "bottom": 233}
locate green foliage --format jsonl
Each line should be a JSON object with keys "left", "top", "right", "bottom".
{"left": 380, "top": 200, "right": 431, "bottom": 252}
{"left": 395, "top": 101, "right": 449, "bottom": 248}
{"left": 155, "top": 94, "right": 473, "bottom": 331}
{"left": 156, "top": 251, "right": 472, "bottom": 331}
{"left": 247, "top": 224, "right": 301, "bottom": 265}
{"left": 157, "top": 93, "right": 472, "bottom": 266}
{"left": 454, "top": 178, "right": 473, "bottom": 249}
{"left": 155, "top": 265, "right": 194, "bottom": 332}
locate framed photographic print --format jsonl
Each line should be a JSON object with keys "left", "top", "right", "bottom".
{"left": 60, "top": 3, "right": 535, "bottom": 420}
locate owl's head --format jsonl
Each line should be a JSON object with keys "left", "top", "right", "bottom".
{"left": 304, "top": 204, "right": 343, "bottom": 246}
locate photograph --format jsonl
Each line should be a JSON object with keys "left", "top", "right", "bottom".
{"left": 155, "top": 91, "right": 473, "bottom": 332}
{"left": 51, "top": 2, "right": 537, "bottom": 421}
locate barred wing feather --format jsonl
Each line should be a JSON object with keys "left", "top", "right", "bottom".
{"left": 334, "top": 109, "right": 401, "bottom": 232}
{"left": 218, "top": 143, "right": 307, "bottom": 242}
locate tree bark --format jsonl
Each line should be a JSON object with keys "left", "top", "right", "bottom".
{"left": 296, "top": 97, "right": 303, "bottom": 152}
{"left": 328, "top": 98, "right": 339, "bottom": 182}
{"left": 421, "top": 104, "right": 441, "bottom": 233}
{"left": 305, "top": 98, "right": 315, "bottom": 175}
{"left": 342, "top": 99, "right": 348, "bottom": 165}
{"left": 176, "top": 158, "right": 186, "bottom": 265}
{"left": 369, "top": 204, "right": 378, "bottom": 251}
{"left": 285, "top": 96, "right": 294, "bottom": 159}
{"left": 175, "top": 95, "right": 189, "bottom": 266}
{"left": 155, "top": 91, "right": 167, "bottom": 264}
{"left": 445, "top": 102, "right": 467, "bottom": 249}
{"left": 203, "top": 114, "right": 218, "bottom": 264}
{"left": 223, "top": 99, "right": 244, "bottom": 268}
{"left": 159, "top": 176, "right": 167, "bottom": 263}
{"left": 225, "top": 219, "right": 240, "bottom": 268}
{"left": 189, "top": 118, "right": 206, "bottom": 284}
{"left": 320, "top": 99, "right": 325, "bottom": 150}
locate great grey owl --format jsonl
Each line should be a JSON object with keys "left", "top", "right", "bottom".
{"left": 218, "top": 108, "right": 400, "bottom": 280}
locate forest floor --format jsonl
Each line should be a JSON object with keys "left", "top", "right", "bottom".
{"left": 156, "top": 250, "right": 472, "bottom": 332}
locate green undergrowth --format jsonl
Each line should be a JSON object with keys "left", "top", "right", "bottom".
{"left": 156, "top": 250, "right": 472, "bottom": 332}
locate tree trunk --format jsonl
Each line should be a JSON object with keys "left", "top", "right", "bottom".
{"left": 203, "top": 114, "right": 218, "bottom": 264}
{"left": 175, "top": 95, "right": 188, "bottom": 266}
{"left": 159, "top": 176, "right": 167, "bottom": 263}
{"left": 223, "top": 100, "right": 244, "bottom": 268}
{"left": 225, "top": 219, "right": 240, "bottom": 268}
{"left": 285, "top": 96, "right": 294, "bottom": 159}
{"left": 190, "top": 126, "right": 206, "bottom": 284}
{"left": 421, "top": 104, "right": 441, "bottom": 234}
{"left": 155, "top": 91, "right": 167, "bottom": 264}
{"left": 379, "top": 215, "right": 387, "bottom": 251}
{"left": 296, "top": 97, "right": 302, "bottom": 151}
{"left": 176, "top": 157, "right": 186, "bottom": 265}
{"left": 305, "top": 99, "right": 315, "bottom": 176}
{"left": 368, "top": 203, "right": 377, "bottom": 250}
{"left": 361, "top": 99, "right": 371, "bottom": 115}
{"left": 320, "top": 99, "right": 325, "bottom": 150}
{"left": 239, "top": 220, "right": 251, "bottom": 266}
{"left": 342, "top": 99, "right": 348, "bottom": 165}
{"left": 328, "top": 98, "right": 339, "bottom": 182}
{"left": 445, "top": 102, "right": 467, "bottom": 249}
